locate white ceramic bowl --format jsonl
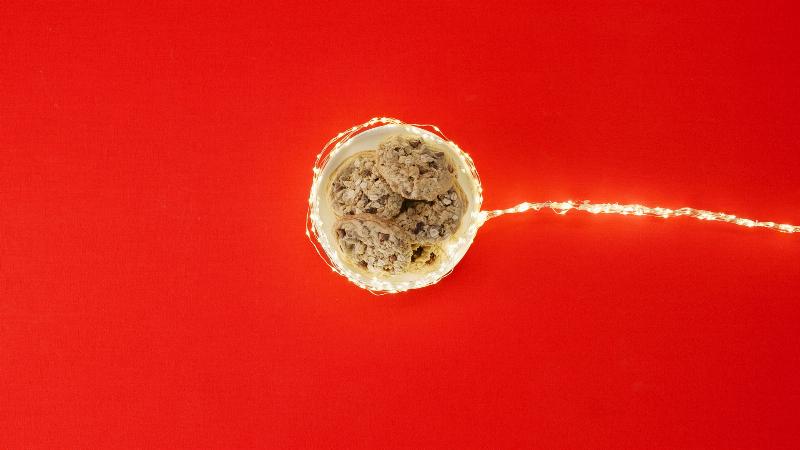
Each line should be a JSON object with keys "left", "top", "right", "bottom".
{"left": 307, "top": 118, "right": 485, "bottom": 293}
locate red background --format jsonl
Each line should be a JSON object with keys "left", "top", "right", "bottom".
{"left": 2, "top": 1, "right": 800, "bottom": 448}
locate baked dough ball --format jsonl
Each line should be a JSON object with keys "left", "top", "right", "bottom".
{"left": 376, "top": 135, "right": 453, "bottom": 201}
{"left": 334, "top": 216, "right": 440, "bottom": 274}
{"left": 330, "top": 153, "right": 403, "bottom": 219}
{"left": 394, "top": 187, "right": 464, "bottom": 243}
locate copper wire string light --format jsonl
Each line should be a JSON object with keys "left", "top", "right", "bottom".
{"left": 482, "top": 200, "right": 799, "bottom": 233}
{"left": 307, "top": 118, "right": 798, "bottom": 294}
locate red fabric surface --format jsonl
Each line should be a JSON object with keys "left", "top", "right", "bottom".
{"left": 2, "top": 1, "right": 800, "bottom": 448}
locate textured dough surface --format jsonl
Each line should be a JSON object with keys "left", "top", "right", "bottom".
{"left": 407, "top": 243, "right": 441, "bottom": 272}
{"left": 334, "top": 216, "right": 441, "bottom": 274}
{"left": 376, "top": 135, "right": 453, "bottom": 201}
{"left": 327, "top": 134, "right": 464, "bottom": 276}
{"left": 394, "top": 187, "right": 464, "bottom": 243}
{"left": 330, "top": 153, "right": 403, "bottom": 219}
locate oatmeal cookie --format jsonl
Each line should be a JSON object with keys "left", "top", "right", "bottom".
{"left": 330, "top": 153, "right": 403, "bottom": 219}
{"left": 334, "top": 216, "right": 440, "bottom": 274}
{"left": 376, "top": 135, "right": 453, "bottom": 201}
{"left": 394, "top": 187, "right": 464, "bottom": 243}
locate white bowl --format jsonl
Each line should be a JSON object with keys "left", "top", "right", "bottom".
{"left": 307, "top": 118, "right": 485, "bottom": 293}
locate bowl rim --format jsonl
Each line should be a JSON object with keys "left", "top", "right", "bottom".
{"left": 306, "top": 118, "right": 486, "bottom": 294}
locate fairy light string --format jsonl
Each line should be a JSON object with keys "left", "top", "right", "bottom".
{"left": 307, "top": 118, "right": 798, "bottom": 294}
{"left": 481, "top": 201, "right": 799, "bottom": 234}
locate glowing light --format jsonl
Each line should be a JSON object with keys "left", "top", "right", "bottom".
{"left": 307, "top": 118, "right": 799, "bottom": 295}
{"left": 483, "top": 201, "right": 799, "bottom": 234}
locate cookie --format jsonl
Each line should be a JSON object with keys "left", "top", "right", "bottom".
{"left": 330, "top": 153, "right": 403, "bottom": 219}
{"left": 394, "top": 187, "right": 464, "bottom": 243}
{"left": 334, "top": 216, "right": 440, "bottom": 274}
{"left": 376, "top": 134, "right": 453, "bottom": 201}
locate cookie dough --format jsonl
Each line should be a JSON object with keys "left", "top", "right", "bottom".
{"left": 407, "top": 243, "right": 441, "bottom": 272}
{"left": 334, "top": 216, "right": 440, "bottom": 274}
{"left": 394, "top": 187, "right": 464, "bottom": 243}
{"left": 376, "top": 135, "right": 453, "bottom": 201}
{"left": 330, "top": 153, "right": 403, "bottom": 219}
